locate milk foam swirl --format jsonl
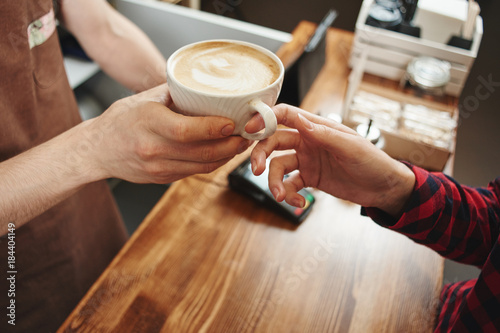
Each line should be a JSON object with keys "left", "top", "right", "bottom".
{"left": 173, "top": 43, "right": 279, "bottom": 95}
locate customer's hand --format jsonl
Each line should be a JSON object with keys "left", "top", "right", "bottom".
{"left": 249, "top": 104, "right": 415, "bottom": 217}
{"left": 85, "top": 84, "right": 252, "bottom": 184}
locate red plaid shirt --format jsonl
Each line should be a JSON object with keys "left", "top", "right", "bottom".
{"left": 364, "top": 164, "right": 500, "bottom": 332}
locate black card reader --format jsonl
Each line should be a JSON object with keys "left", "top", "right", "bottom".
{"left": 228, "top": 159, "right": 315, "bottom": 224}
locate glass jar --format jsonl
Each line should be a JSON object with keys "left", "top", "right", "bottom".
{"left": 405, "top": 56, "right": 451, "bottom": 95}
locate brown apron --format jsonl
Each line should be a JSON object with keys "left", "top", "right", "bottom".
{"left": 0, "top": 1, "right": 128, "bottom": 332}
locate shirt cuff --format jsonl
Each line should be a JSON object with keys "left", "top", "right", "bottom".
{"left": 361, "top": 163, "right": 430, "bottom": 230}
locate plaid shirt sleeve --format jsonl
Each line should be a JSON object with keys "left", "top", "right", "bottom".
{"left": 362, "top": 164, "right": 500, "bottom": 332}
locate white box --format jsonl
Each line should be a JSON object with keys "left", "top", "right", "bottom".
{"left": 413, "top": 0, "right": 469, "bottom": 44}
{"left": 349, "top": 0, "right": 483, "bottom": 97}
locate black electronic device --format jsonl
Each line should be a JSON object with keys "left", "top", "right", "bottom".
{"left": 228, "top": 159, "right": 315, "bottom": 224}
{"left": 398, "top": 0, "right": 421, "bottom": 37}
{"left": 400, "top": 0, "right": 419, "bottom": 23}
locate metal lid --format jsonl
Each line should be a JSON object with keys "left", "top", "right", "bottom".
{"left": 366, "top": 3, "right": 403, "bottom": 30}
{"left": 407, "top": 56, "right": 451, "bottom": 90}
{"left": 369, "top": 4, "right": 401, "bottom": 25}
{"left": 375, "top": 0, "right": 401, "bottom": 10}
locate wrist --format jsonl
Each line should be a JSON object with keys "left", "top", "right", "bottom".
{"left": 377, "top": 162, "right": 416, "bottom": 218}
{"left": 62, "top": 118, "right": 110, "bottom": 184}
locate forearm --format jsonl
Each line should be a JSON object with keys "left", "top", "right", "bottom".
{"left": 86, "top": 6, "right": 167, "bottom": 92}
{"left": 0, "top": 121, "right": 103, "bottom": 234}
{"left": 0, "top": 83, "right": 247, "bottom": 234}
{"left": 61, "top": 0, "right": 166, "bottom": 92}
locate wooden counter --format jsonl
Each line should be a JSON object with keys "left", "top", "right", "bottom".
{"left": 58, "top": 22, "right": 444, "bottom": 333}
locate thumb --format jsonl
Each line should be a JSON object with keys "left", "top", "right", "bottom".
{"left": 296, "top": 113, "right": 353, "bottom": 156}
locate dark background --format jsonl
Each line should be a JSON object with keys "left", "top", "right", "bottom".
{"left": 202, "top": 0, "right": 362, "bottom": 32}
{"left": 202, "top": 0, "right": 500, "bottom": 187}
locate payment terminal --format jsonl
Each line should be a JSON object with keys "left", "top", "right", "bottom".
{"left": 228, "top": 158, "right": 315, "bottom": 224}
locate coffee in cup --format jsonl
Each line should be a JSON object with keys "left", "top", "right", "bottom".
{"left": 166, "top": 40, "right": 284, "bottom": 140}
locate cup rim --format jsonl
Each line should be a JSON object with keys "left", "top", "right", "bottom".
{"left": 166, "top": 39, "right": 285, "bottom": 98}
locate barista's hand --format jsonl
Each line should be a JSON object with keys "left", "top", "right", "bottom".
{"left": 85, "top": 84, "right": 252, "bottom": 183}
{"left": 249, "top": 104, "right": 415, "bottom": 217}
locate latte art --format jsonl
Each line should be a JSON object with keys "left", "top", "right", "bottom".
{"left": 172, "top": 42, "right": 280, "bottom": 95}
{"left": 167, "top": 40, "right": 284, "bottom": 140}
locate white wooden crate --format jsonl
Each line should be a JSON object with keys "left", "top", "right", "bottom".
{"left": 342, "top": 47, "right": 458, "bottom": 172}
{"left": 349, "top": 0, "right": 483, "bottom": 97}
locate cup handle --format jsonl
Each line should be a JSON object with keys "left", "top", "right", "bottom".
{"left": 242, "top": 99, "right": 277, "bottom": 140}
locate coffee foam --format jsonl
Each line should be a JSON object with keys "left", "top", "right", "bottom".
{"left": 172, "top": 42, "right": 280, "bottom": 95}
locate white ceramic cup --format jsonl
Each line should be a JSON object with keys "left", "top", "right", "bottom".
{"left": 166, "top": 39, "right": 284, "bottom": 140}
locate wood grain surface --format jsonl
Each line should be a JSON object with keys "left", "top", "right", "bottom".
{"left": 58, "top": 23, "right": 445, "bottom": 333}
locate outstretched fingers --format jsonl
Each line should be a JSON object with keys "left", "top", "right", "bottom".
{"left": 267, "top": 153, "right": 304, "bottom": 202}
{"left": 273, "top": 104, "right": 357, "bottom": 135}
{"left": 250, "top": 129, "right": 301, "bottom": 176}
{"left": 282, "top": 172, "right": 307, "bottom": 208}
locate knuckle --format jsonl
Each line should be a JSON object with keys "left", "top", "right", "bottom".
{"left": 173, "top": 121, "right": 189, "bottom": 142}
{"left": 144, "top": 161, "right": 169, "bottom": 178}
{"left": 274, "top": 103, "right": 287, "bottom": 111}
{"left": 258, "top": 139, "right": 274, "bottom": 156}
{"left": 207, "top": 121, "right": 218, "bottom": 138}
{"left": 134, "top": 142, "right": 148, "bottom": 160}
{"left": 274, "top": 103, "right": 287, "bottom": 116}
{"left": 200, "top": 146, "right": 215, "bottom": 162}
{"left": 136, "top": 141, "right": 158, "bottom": 161}
{"left": 268, "top": 157, "right": 279, "bottom": 170}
